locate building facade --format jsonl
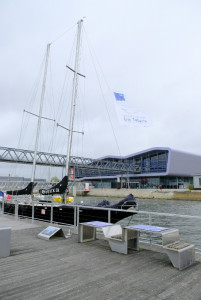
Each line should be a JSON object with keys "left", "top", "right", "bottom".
{"left": 76, "top": 147, "right": 201, "bottom": 189}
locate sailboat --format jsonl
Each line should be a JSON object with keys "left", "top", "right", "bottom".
{"left": 4, "top": 19, "right": 137, "bottom": 224}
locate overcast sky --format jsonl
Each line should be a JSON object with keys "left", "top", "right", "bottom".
{"left": 1, "top": 0, "right": 201, "bottom": 179}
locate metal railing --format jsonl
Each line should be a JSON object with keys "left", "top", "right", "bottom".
{"left": 0, "top": 199, "right": 136, "bottom": 231}
{"left": 1, "top": 200, "right": 201, "bottom": 253}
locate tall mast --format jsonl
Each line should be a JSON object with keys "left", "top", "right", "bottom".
{"left": 31, "top": 43, "right": 51, "bottom": 183}
{"left": 65, "top": 19, "right": 83, "bottom": 177}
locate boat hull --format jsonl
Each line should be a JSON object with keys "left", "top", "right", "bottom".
{"left": 3, "top": 203, "right": 136, "bottom": 225}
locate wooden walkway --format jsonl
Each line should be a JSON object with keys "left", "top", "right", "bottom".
{"left": 0, "top": 214, "right": 201, "bottom": 300}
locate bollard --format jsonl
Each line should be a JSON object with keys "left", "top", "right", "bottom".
{"left": 74, "top": 206, "right": 77, "bottom": 234}
{"left": 50, "top": 204, "right": 53, "bottom": 224}
{"left": 149, "top": 214, "right": 153, "bottom": 246}
{"left": 32, "top": 202, "right": 34, "bottom": 223}
{"left": 15, "top": 200, "right": 18, "bottom": 220}
{"left": 76, "top": 206, "right": 80, "bottom": 234}
{"left": 73, "top": 186, "right": 77, "bottom": 197}
{"left": 108, "top": 210, "right": 111, "bottom": 223}
{"left": 2, "top": 199, "right": 4, "bottom": 214}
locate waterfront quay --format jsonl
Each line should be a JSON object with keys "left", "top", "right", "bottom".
{"left": 0, "top": 214, "right": 201, "bottom": 300}
{"left": 84, "top": 188, "right": 201, "bottom": 200}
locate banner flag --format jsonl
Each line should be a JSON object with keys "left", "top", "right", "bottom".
{"left": 114, "top": 92, "right": 125, "bottom": 101}
{"left": 113, "top": 92, "right": 150, "bottom": 127}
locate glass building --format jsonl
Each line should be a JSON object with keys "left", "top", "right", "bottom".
{"left": 75, "top": 147, "right": 201, "bottom": 189}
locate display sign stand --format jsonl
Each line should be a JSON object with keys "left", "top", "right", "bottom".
{"left": 38, "top": 226, "right": 71, "bottom": 241}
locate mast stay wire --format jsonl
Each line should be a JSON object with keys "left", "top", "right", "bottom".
{"left": 50, "top": 24, "right": 77, "bottom": 45}
{"left": 9, "top": 53, "right": 46, "bottom": 178}
{"left": 80, "top": 26, "right": 119, "bottom": 194}
{"left": 83, "top": 26, "right": 122, "bottom": 158}
{"left": 10, "top": 22, "right": 77, "bottom": 180}
{"left": 30, "top": 22, "right": 77, "bottom": 163}
{"left": 53, "top": 34, "right": 78, "bottom": 157}
{"left": 38, "top": 26, "right": 78, "bottom": 179}
{"left": 38, "top": 26, "right": 77, "bottom": 179}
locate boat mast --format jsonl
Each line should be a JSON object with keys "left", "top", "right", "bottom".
{"left": 65, "top": 20, "right": 83, "bottom": 177}
{"left": 31, "top": 43, "right": 51, "bottom": 183}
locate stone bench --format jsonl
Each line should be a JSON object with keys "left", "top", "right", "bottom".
{"left": 124, "top": 225, "right": 195, "bottom": 270}
{"left": 163, "top": 241, "right": 195, "bottom": 270}
{"left": 78, "top": 222, "right": 195, "bottom": 270}
{"left": 104, "top": 224, "right": 195, "bottom": 270}
{"left": 78, "top": 221, "right": 113, "bottom": 243}
{"left": 102, "top": 224, "right": 138, "bottom": 255}
{"left": 78, "top": 221, "right": 138, "bottom": 254}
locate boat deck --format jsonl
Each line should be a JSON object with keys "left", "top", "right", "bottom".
{"left": 0, "top": 214, "right": 201, "bottom": 300}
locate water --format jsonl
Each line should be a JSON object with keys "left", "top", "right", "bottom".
{"left": 76, "top": 196, "right": 201, "bottom": 252}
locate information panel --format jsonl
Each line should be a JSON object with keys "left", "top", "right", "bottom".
{"left": 38, "top": 226, "right": 67, "bottom": 240}
{"left": 84, "top": 221, "right": 112, "bottom": 227}
{"left": 131, "top": 225, "right": 168, "bottom": 232}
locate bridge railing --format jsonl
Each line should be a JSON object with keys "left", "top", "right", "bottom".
{"left": 0, "top": 146, "right": 139, "bottom": 173}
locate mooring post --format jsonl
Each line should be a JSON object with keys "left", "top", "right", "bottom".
{"left": 32, "top": 202, "right": 34, "bottom": 223}
{"left": 50, "top": 204, "right": 53, "bottom": 224}
{"left": 108, "top": 209, "right": 111, "bottom": 223}
{"left": 15, "top": 200, "right": 18, "bottom": 220}
{"left": 2, "top": 198, "right": 4, "bottom": 214}
{"left": 149, "top": 214, "right": 152, "bottom": 246}
{"left": 76, "top": 206, "right": 80, "bottom": 234}
{"left": 74, "top": 206, "right": 77, "bottom": 234}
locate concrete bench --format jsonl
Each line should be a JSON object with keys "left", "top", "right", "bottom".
{"left": 102, "top": 224, "right": 139, "bottom": 254}
{"left": 78, "top": 221, "right": 113, "bottom": 243}
{"left": 0, "top": 227, "right": 11, "bottom": 258}
{"left": 123, "top": 225, "right": 195, "bottom": 270}
{"left": 164, "top": 241, "right": 195, "bottom": 270}
{"left": 125, "top": 224, "right": 180, "bottom": 246}
{"left": 78, "top": 222, "right": 195, "bottom": 270}
{"left": 78, "top": 221, "right": 139, "bottom": 254}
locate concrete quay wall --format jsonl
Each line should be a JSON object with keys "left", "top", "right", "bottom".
{"left": 81, "top": 188, "right": 201, "bottom": 200}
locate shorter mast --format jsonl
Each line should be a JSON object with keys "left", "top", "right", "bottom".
{"left": 7, "top": 44, "right": 51, "bottom": 196}
{"left": 31, "top": 43, "right": 51, "bottom": 184}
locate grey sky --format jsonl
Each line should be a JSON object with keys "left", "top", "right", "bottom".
{"left": 1, "top": 0, "right": 201, "bottom": 179}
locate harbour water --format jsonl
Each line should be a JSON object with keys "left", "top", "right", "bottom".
{"left": 76, "top": 196, "right": 201, "bottom": 252}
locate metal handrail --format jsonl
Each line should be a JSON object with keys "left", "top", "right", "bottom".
{"left": 1, "top": 200, "right": 201, "bottom": 253}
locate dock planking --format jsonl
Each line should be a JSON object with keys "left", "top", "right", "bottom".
{"left": 0, "top": 214, "right": 201, "bottom": 300}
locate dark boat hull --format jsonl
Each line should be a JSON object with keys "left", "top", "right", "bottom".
{"left": 3, "top": 202, "right": 136, "bottom": 225}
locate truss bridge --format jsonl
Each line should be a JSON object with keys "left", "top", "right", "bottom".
{"left": 0, "top": 146, "right": 140, "bottom": 176}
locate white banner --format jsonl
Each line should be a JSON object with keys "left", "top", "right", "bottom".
{"left": 114, "top": 92, "right": 150, "bottom": 127}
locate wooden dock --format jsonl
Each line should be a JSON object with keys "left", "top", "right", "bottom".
{"left": 0, "top": 214, "right": 201, "bottom": 300}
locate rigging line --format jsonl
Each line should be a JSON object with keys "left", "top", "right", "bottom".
{"left": 48, "top": 52, "right": 56, "bottom": 120}
{"left": 50, "top": 23, "right": 77, "bottom": 44}
{"left": 55, "top": 34, "right": 77, "bottom": 155}
{"left": 13, "top": 109, "right": 33, "bottom": 177}
{"left": 18, "top": 110, "right": 25, "bottom": 149}
{"left": 46, "top": 55, "right": 58, "bottom": 159}
{"left": 26, "top": 54, "right": 46, "bottom": 111}
{"left": 83, "top": 26, "right": 122, "bottom": 158}
{"left": 21, "top": 53, "right": 47, "bottom": 148}
{"left": 11, "top": 109, "right": 26, "bottom": 177}
{"left": 55, "top": 33, "right": 76, "bottom": 123}
{"left": 83, "top": 26, "right": 112, "bottom": 99}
